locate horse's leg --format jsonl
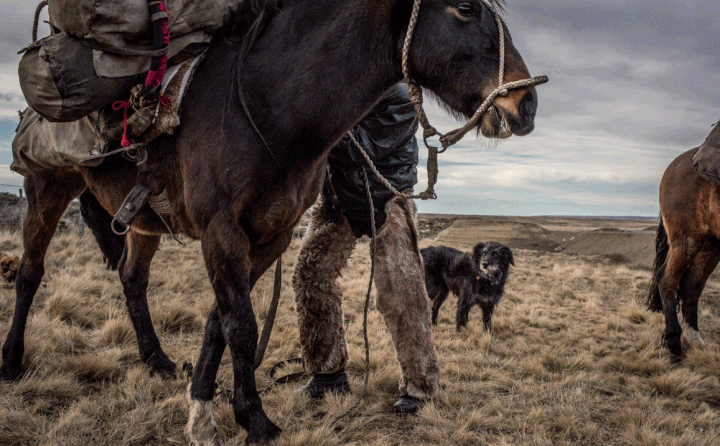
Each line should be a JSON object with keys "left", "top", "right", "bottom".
{"left": 186, "top": 306, "right": 225, "bottom": 446}
{"left": 1, "top": 171, "right": 85, "bottom": 379}
{"left": 190, "top": 217, "right": 280, "bottom": 445}
{"left": 118, "top": 230, "right": 175, "bottom": 373}
{"left": 678, "top": 248, "right": 720, "bottom": 346}
{"left": 79, "top": 189, "right": 126, "bottom": 270}
{"left": 658, "top": 243, "right": 695, "bottom": 358}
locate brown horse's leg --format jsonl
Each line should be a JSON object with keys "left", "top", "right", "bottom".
{"left": 188, "top": 215, "right": 280, "bottom": 445}
{"left": 1, "top": 171, "right": 85, "bottom": 380}
{"left": 678, "top": 248, "right": 720, "bottom": 345}
{"left": 658, "top": 244, "right": 695, "bottom": 358}
{"left": 118, "top": 230, "right": 175, "bottom": 373}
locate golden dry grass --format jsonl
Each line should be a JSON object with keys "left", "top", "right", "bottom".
{"left": 0, "top": 220, "right": 719, "bottom": 445}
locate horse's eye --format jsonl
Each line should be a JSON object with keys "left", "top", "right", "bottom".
{"left": 457, "top": 2, "right": 475, "bottom": 17}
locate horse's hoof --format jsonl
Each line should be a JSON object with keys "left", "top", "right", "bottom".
{"left": 684, "top": 328, "right": 706, "bottom": 346}
{"left": 245, "top": 419, "right": 281, "bottom": 445}
{"left": 662, "top": 335, "right": 683, "bottom": 359}
{"left": 0, "top": 363, "right": 23, "bottom": 381}
{"left": 186, "top": 396, "right": 224, "bottom": 446}
{"left": 146, "top": 352, "right": 177, "bottom": 376}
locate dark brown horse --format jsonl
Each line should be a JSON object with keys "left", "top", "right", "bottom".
{"left": 647, "top": 122, "right": 720, "bottom": 359}
{"left": 2, "top": 0, "right": 541, "bottom": 443}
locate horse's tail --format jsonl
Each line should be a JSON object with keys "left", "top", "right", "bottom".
{"left": 646, "top": 214, "right": 668, "bottom": 312}
{"left": 79, "top": 189, "right": 126, "bottom": 271}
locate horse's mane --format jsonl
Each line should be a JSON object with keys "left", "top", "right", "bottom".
{"left": 483, "top": 0, "right": 507, "bottom": 13}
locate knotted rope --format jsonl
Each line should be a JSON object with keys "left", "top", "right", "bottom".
{"left": 32, "top": 1, "right": 48, "bottom": 42}
{"left": 401, "top": 0, "right": 548, "bottom": 200}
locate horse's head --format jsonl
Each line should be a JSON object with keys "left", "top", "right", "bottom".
{"left": 403, "top": 0, "right": 538, "bottom": 138}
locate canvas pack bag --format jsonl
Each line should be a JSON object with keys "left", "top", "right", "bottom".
{"left": 11, "top": 107, "right": 108, "bottom": 176}
{"left": 18, "top": 32, "right": 139, "bottom": 122}
{"left": 18, "top": 0, "right": 242, "bottom": 121}
{"left": 47, "top": 0, "right": 243, "bottom": 77}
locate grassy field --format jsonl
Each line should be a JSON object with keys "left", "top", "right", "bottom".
{"left": 0, "top": 216, "right": 719, "bottom": 445}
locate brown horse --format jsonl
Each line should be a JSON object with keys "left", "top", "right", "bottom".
{"left": 2, "top": 0, "right": 541, "bottom": 443}
{"left": 647, "top": 122, "right": 720, "bottom": 359}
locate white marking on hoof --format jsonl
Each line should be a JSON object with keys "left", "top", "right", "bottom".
{"left": 186, "top": 385, "right": 223, "bottom": 446}
{"left": 684, "top": 328, "right": 706, "bottom": 346}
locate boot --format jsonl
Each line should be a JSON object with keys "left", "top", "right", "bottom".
{"left": 393, "top": 391, "right": 428, "bottom": 414}
{"left": 301, "top": 369, "right": 351, "bottom": 399}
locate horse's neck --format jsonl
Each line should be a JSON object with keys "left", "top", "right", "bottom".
{"left": 243, "top": 0, "right": 404, "bottom": 158}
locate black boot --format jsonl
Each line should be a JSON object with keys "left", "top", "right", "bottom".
{"left": 393, "top": 391, "right": 428, "bottom": 414}
{"left": 302, "top": 369, "right": 351, "bottom": 399}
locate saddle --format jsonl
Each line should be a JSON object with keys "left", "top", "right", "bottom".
{"left": 691, "top": 121, "right": 720, "bottom": 184}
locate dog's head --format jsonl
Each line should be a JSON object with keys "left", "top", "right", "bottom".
{"left": 472, "top": 242, "right": 514, "bottom": 285}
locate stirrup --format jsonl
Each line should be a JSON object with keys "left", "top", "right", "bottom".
{"left": 111, "top": 183, "right": 151, "bottom": 235}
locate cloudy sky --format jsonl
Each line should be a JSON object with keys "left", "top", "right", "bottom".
{"left": 0, "top": 0, "right": 718, "bottom": 216}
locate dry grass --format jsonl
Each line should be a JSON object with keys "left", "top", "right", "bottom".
{"left": 0, "top": 221, "right": 719, "bottom": 445}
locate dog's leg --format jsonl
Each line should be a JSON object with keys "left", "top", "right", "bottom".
{"left": 480, "top": 302, "right": 494, "bottom": 332}
{"left": 431, "top": 289, "right": 449, "bottom": 325}
{"left": 456, "top": 289, "right": 473, "bottom": 331}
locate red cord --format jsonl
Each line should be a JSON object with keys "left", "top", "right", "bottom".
{"left": 112, "top": 100, "right": 132, "bottom": 147}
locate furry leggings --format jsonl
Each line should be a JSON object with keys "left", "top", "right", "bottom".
{"left": 293, "top": 195, "right": 440, "bottom": 398}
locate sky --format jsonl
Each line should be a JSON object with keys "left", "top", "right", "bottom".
{"left": 0, "top": 0, "right": 718, "bottom": 216}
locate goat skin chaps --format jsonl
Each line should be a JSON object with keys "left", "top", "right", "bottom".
{"left": 18, "top": 33, "right": 138, "bottom": 122}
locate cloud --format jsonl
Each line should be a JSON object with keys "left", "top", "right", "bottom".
{"left": 0, "top": 0, "right": 717, "bottom": 216}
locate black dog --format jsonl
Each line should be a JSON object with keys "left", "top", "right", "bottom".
{"left": 421, "top": 242, "right": 514, "bottom": 331}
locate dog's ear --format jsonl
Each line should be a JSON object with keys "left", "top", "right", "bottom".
{"left": 502, "top": 246, "right": 515, "bottom": 267}
{"left": 472, "top": 243, "right": 485, "bottom": 262}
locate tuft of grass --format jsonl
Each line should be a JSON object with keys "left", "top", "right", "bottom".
{"left": 97, "top": 318, "right": 135, "bottom": 347}
{"left": 156, "top": 303, "right": 203, "bottom": 333}
{"left": 61, "top": 352, "right": 124, "bottom": 383}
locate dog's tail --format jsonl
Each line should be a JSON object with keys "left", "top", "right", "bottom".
{"left": 646, "top": 214, "right": 668, "bottom": 312}
{"left": 79, "top": 189, "right": 126, "bottom": 270}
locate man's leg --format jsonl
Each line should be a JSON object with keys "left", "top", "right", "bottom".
{"left": 691, "top": 122, "right": 720, "bottom": 183}
{"left": 293, "top": 197, "right": 357, "bottom": 398}
{"left": 372, "top": 195, "right": 440, "bottom": 413}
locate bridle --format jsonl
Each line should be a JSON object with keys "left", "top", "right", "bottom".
{"left": 393, "top": 0, "right": 548, "bottom": 199}
{"left": 402, "top": 0, "right": 548, "bottom": 150}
